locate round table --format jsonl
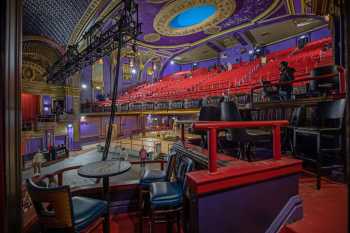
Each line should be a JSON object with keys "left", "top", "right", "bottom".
{"left": 78, "top": 160, "right": 131, "bottom": 233}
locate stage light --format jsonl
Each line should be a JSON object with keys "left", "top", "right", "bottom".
{"left": 80, "top": 116, "right": 86, "bottom": 122}
{"left": 248, "top": 50, "right": 254, "bottom": 54}
{"left": 299, "top": 35, "right": 306, "bottom": 39}
{"left": 81, "top": 84, "right": 87, "bottom": 89}
{"left": 193, "top": 63, "right": 197, "bottom": 66}
{"left": 255, "top": 48, "right": 261, "bottom": 52}
{"left": 67, "top": 124, "right": 73, "bottom": 128}
{"left": 131, "top": 68, "right": 137, "bottom": 74}
{"left": 170, "top": 60, "right": 175, "bottom": 65}
{"left": 44, "top": 107, "right": 49, "bottom": 111}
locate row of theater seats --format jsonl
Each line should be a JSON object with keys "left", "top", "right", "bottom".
{"left": 115, "top": 37, "right": 333, "bottom": 105}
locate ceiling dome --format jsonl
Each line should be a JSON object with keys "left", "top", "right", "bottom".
{"left": 169, "top": 4, "right": 217, "bottom": 29}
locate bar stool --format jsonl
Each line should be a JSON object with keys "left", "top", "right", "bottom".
{"left": 148, "top": 156, "right": 193, "bottom": 233}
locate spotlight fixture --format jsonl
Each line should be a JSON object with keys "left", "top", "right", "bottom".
{"left": 131, "top": 68, "right": 137, "bottom": 74}
{"left": 67, "top": 124, "right": 73, "bottom": 128}
{"left": 170, "top": 60, "right": 175, "bottom": 65}
{"left": 248, "top": 50, "right": 254, "bottom": 55}
{"left": 81, "top": 84, "right": 87, "bottom": 89}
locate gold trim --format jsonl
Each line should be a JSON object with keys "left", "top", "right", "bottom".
{"left": 68, "top": 0, "right": 106, "bottom": 45}
{"left": 137, "top": 0, "right": 281, "bottom": 49}
{"left": 301, "top": 0, "right": 306, "bottom": 14}
{"left": 84, "top": 108, "right": 200, "bottom": 117}
{"left": 23, "top": 35, "right": 65, "bottom": 55}
{"left": 22, "top": 80, "right": 80, "bottom": 97}
{"left": 153, "top": 0, "right": 235, "bottom": 37}
{"left": 287, "top": 0, "right": 296, "bottom": 15}
{"left": 262, "top": 24, "right": 328, "bottom": 46}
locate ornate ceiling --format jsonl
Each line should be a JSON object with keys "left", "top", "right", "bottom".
{"left": 138, "top": 0, "right": 279, "bottom": 48}
{"left": 22, "top": 0, "right": 328, "bottom": 70}
{"left": 23, "top": 0, "right": 91, "bottom": 46}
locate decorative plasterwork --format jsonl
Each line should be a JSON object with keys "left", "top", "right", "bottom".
{"left": 23, "top": 0, "right": 90, "bottom": 45}
{"left": 147, "top": 0, "right": 170, "bottom": 3}
{"left": 68, "top": 0, "right": 106, "bottom": 45}
{"left": 153, "top": 0, "right": 235, "bottom": 36}
{"left": 204, "top": 25, "right": 222, "bottom": 35}
{"left": 143, "top": 33, "right": 161, "bottom": 42}
{"left": 138, "top": 0, "right": 281, "bottom": 49}
{"left": 22, "top": 80, "right": 80, "bottom": 97}
{"left": 23, "top": 35, "right": 65, "bottom": 55}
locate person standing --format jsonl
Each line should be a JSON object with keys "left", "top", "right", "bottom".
{"left": 120, "top": 147, "right": 128, "bottom": 161}
{"left": 279, "top": 61, "right": 295, "bottom": 100}
{"left": 139, "top": 146, "right": 147, "bottom": 167}
{"left": 32, "top": 150, "right": 46, "bottom": 176}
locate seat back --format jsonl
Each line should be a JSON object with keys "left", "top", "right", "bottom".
{"left": 198, "top": 106, "right": 221, "bottom": 121}
{"left": 309, "top": 65, "right": 339, "bottom": 94}
{"left": 315, "top": 98, "right": 346, "bottom": 128}
{"left": 290, "top": 106, "right": 306, "bottom": 127}
{"left": 220, "top": 101, "right": 248, "bottom": 141}
{"left": 165, "top": 151, "right": 177, "bottom": 179}
{"left": 193, "top": 106, "right": 221, "bottom": 135}
{"left": 175, "top": 156, "right": 194, "bottom": 191}
{"left": 26, "top": 178, "right": 74, "bottom": 229}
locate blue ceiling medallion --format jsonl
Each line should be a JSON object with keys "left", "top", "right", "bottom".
{"left": 170, "top": 5, "right": 217, "bottom": 29}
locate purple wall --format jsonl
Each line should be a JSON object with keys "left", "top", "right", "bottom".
{"left": 42, "top": 96, "right": 52, "bottom": 115}
{"left": 160, "top": 27, "right": 330, "bottom": 77}
{"left": 80, "top": 65, "right": 92, "bottom": 103}
{"left": 54, "top": 135, "right": 66, "bottom": 146}
{"left": 80, "top": 120, "right": 100, "bottom": 139}
{"left": 25, "top": 138, "right": 43, "bottom": 154}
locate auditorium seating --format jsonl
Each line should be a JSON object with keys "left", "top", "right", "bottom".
{"left": 115, "top": 37, "right": 333, "bottom": 105}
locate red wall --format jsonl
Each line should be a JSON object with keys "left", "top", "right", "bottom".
{"left": 21, "top": 93, "right": 39, "bottom": 121}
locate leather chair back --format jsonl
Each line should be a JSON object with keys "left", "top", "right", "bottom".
{"left": 220, "top": 101, "right": 248, "bottom": 141}
{"left": 165, "top": 151, "right": 177, "bottom": 179}
{"left": 315, "top": 98, "right": 346, "bottom": 128}
{"left": 175, "top": 156, "right": 194, "bottom": 191}
{"left": 309, "top": 65, "right": 339, "bottom": 94}
{"left": 290, "top": 106, "right": 306, "bottom": 127}
{"left": 198, "top": 106, "right": 221, "bottom": 121}
{"left": 26, "top": 178, "right": 74, "bottom": 229}
{"left": 193, "top": 106, "right": 220, "bottom": 135}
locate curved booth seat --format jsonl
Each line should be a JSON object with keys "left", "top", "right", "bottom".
{"left": 72, "top": 196, "right": 107, "bottom": 232}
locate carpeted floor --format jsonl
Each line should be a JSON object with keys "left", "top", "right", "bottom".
{"left": 105, "top": 174, "right": 347, "bottom": 233}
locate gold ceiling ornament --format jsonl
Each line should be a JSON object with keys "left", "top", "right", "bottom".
{"left": 143, "top": 33, "right": 161, "bottom": 42}
{"left": 23, "top": 66, "right": 34, "bottom": 81}
{"left": 204, "top": 25, "right": 222, "bottom": 35}
{"left": 153, "top": 0, "right": 235, "bottom": 37}
{"left": 147, "top": 0, "right": 170, "bottom": 4}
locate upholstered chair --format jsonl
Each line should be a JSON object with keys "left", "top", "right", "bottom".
{"left": 26, "top": 178, "right": 107, "bottom": 233}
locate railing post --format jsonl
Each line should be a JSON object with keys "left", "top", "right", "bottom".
{"left": 338, "top": 67, "right": 345, "bottom": 94}
{"left": 208, "top": 128, "right": 217, "bottom": 173}
{"left": 181, "top": 123, "right": 185, "bottom": 143}
{"left": 272, "top": 126, "right": 281, "bottom": 160}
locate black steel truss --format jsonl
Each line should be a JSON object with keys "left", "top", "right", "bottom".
{"left": 48, "top": 0, "right": 141, "bottom": 84}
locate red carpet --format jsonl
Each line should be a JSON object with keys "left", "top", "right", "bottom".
{"left": 98, "top": 174, "right": 347, "bottom": 233}
{"left": 94, "top": 214, "right": 183, "bottom": 233}
{"left": 282, "top": 173, "right": 348, "bottom": 233}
